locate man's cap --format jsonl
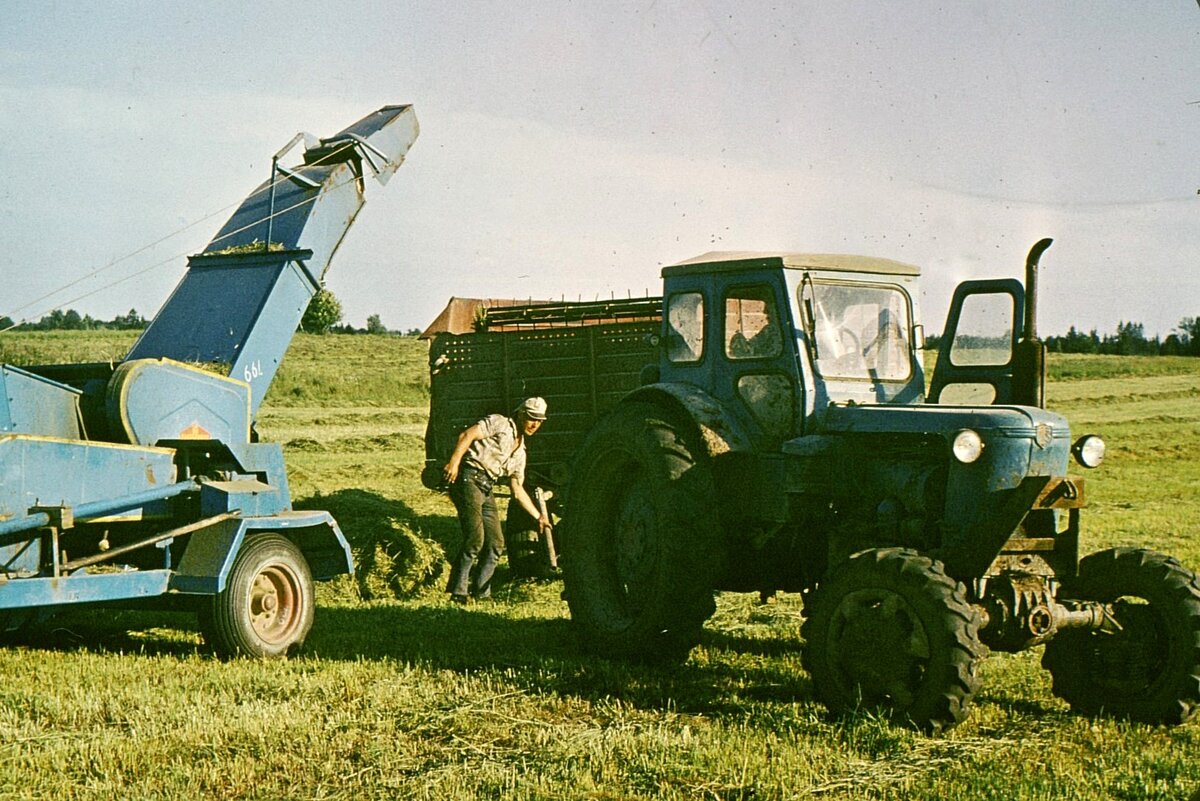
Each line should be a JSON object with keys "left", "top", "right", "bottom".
{"left": 516, "top": 397, "right": 548, "bottom": 420}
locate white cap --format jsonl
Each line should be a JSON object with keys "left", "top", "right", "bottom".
{"left": 515, "top": 397, "right": 548, "bottom": 420}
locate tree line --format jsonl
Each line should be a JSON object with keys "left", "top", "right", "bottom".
{"left": 0, "top": 308, "right": 147, "bottom": 331}
{"left": 0, "top": 290, "right": 419, "bottom": 336}
{"left": 9, "top": 294, "right": 1196, "bottom": 354}
{"left": 1043, "top": 318, "right": 1200, "bottom": 356}
{"left": 924, "top": 318, "right": 1200, "bottom": 357}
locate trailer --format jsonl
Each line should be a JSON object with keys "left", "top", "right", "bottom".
{"left": 423, "top": 298, "right": 660, "bottom": 574}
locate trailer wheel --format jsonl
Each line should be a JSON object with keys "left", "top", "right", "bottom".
{"left": 201, "top": 533, "right": 314, "bottom": 659}
{"left": 801, "top": 548, "right": 985, "bottom": 733}
{"left": 563, "top": 401, "right": 721, "bottom": 660}
{"left": 1042, "top": 547, "right": 1200, "bottom": 725}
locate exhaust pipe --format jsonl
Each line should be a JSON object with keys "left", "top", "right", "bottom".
{"left": 1013, "top": 238, "right": 1053, "bottom": 408}
{"left": 1023, "top": 238, "right": 1053, "bottom": 342}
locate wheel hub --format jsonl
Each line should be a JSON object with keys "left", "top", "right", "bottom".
{"left": 249, "top": 565, "right": 299, "bottom": 644}
{"left": 612, "top": 480, "right": 657, "bottom": 604}
{"left": 827, "top": 588, "right": 930, "bottom": 708}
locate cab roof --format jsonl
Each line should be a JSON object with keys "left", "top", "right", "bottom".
{"left": 662, "top": 251, "right": 921, "bottom": 278}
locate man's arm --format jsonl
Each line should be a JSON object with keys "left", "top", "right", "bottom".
{"left": 510, "top": 477, "right": 551, "bottom": 532}
{"left": 442, "top": 422, "right": 487, "bottom": 485}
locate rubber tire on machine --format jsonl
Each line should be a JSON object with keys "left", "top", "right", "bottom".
{"left": 201, "top": 533, "right": 315, "bottom": 659}
{"left": 1042, "top": 547, "right": 1200, "bottom": 725}
{"left": 801, "top": 548, "right": 986, "bottom": 733}
{"left": 505, "top": 504, "right": 552, "bottom": 580}
{"left": 562, "top": 401, "right": 722, "bottom": 661}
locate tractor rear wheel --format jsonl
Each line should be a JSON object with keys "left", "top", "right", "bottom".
{"left": 201, "top": 533, "right": 314, "bottom": 658}
{"left": 802, "top": 548, "right": 985, "bottom": 733}
{"left": 562, "top": 401, "right": 721, "bottom": 660}
{"left": 1042, "top": 547, "right": 1200, "bottom": 724}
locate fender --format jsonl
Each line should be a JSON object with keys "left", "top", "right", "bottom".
{"left": 171, "top": 511, "right": 354, "bottom": 595}
{"left": 624, "top": 382, "right": 754, "bottom": 458}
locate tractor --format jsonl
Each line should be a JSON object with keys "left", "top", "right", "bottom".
{"left": 426, "top": 241, "right": 1200, "bottom": 731}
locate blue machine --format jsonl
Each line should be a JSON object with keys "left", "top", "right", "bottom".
{"left": 0, "top": 105, "right": 418, "bottom": 656}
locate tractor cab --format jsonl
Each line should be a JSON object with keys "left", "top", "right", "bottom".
{"left": 658, "top": 252, "right": 927, "bottom": 447}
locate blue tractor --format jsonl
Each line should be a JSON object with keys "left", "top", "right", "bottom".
{"left": 0, "top": 104, "right": 418, "bottom": 656}
{"left": 560, "top": 241, "right": 1200, "bottom": 731}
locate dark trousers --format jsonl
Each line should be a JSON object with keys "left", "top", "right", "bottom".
{"left": 446, "top": 467, "right": 504, "bottom": 598}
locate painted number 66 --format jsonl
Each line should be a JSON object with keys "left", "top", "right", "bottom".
{"left": 244, "top": 360, "right": 263, "bottom": 383}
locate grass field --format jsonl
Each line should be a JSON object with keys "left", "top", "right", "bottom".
{"left": 1, "top": 332, "right": 1198, "bottom": 800}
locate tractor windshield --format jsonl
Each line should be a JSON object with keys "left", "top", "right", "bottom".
{"left": 805, "top": 282, "right": 913, "bottom": 381}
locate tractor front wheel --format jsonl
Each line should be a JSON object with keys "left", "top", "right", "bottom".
{"left": 802, "top": 548, "right": 986, "bottom": 733}
{"left": 1042, "top": 547, "right": 1200, "bottom": 724}
{"left": 201, "top": 533, "right": 315, "bottom": 658}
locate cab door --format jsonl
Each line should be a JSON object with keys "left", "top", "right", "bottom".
{"left": 715, "top": 280, "right": 799, "bottom": 448}
{"left": 928, "top": 279, "right": 1024, "bottom": 405}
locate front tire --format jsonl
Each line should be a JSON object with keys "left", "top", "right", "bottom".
{"left": 802, "top": 548, "right": 985, "bottom": 733}
{"left": 562, "top": 401, "right": 721, "bottom": 660}
{"left": 1042, "top": 547, "right": 1200, "bottom": 724}
{"left": 201, "top": 533, "right": 315, "bottom": 658}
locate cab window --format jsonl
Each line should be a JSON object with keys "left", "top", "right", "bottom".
{"left": 805, "top": 282, "right": 913, "bottom": 381}
{"left": 666, "top": 291, "right": 705, "bottom": 363}
{"left": 724, "top": 286, "right": 782, "bottom": 360}
{"left": 949, "top": 292, "right": 1015, "bottom": 366}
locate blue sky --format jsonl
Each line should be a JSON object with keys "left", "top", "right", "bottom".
{"left": 1, "top": 1, "right": 1197, "bottom": 336}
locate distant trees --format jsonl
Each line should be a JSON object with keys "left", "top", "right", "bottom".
{"left": 2, "top": 308, "right": 148, "bottom": 331}
{"left": 111, "top": 308, "right": 147, "bottom": 330}
{"left": 907, "top": 318, "right": 1199, "bottom": 358}
{"left": 1179, "top": 317, "right": 1200, "bottom": 356}
{"left": 1044, "top": 318, "right": 1193, "bottom": 357}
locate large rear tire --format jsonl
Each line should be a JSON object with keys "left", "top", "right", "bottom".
{"left": 201, "top": 533, "right": 314, "bottom": 659}
{"left": 1042, "top": 547, "right": 1200, "bottom": 724}
{"left": 802, "top": 548, "right": 985, "bottom": 733}
{"left": 562, "top": 401, "right": 721, "bottom": 660}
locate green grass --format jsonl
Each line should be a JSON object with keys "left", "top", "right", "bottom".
{"left": 1, "top": 334, "right": 1199, "bottom": 799}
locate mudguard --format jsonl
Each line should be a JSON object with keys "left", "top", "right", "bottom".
{"left": 625, "top": 382, "right": 754, "bottom": 458}
{"left": 171, "top": 511, "right": 353, "bottom": 594}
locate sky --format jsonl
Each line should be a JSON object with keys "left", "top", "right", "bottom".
{"left": 0, "top": 1, "right": 1197, "bottom": 338}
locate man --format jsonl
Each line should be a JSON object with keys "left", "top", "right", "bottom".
{"left": 442, "top": 397, "right": 552, "bottom": 604}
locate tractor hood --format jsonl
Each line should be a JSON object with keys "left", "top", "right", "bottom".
{"left": 813, "top": 402, "right": 1072, "bottom": 485}
{"left": 819, "top": 402, "right": 1069, "bottom": 437}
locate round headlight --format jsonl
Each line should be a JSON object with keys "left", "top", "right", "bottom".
{"left": 1072, "top": 434, "right": 1106, "bottom": 468}
{"left": 951, "top": 429, "right": 984, "bottom": 464}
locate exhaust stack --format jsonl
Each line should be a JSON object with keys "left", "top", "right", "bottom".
{"left": 1012, "top": 238, "right": 1053, "bottom": 408}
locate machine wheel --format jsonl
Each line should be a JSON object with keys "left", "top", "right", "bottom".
{"left": 506, "top": 527, "right": 548, "bottom": 579}
{"left": 1042, "top": 547, "right": 1200, "bottom": 724}
{"left": 201, "top": 533, "right": 315, "bottom": 658}
{"left": 802, "top": 548, "right": 985, "bottom": 733}
{"left": 562, "top": 401, "right": 721, "bottom": 660}
{"left": 505, "top": 504, "right": 552, "bottom": 579}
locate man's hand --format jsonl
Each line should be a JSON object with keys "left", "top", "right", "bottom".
{"left": 537, "top": 513, "right": 552, "bottom": 533}
{"left": 442, "top": 459, "right": 460, "bottom": 485}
